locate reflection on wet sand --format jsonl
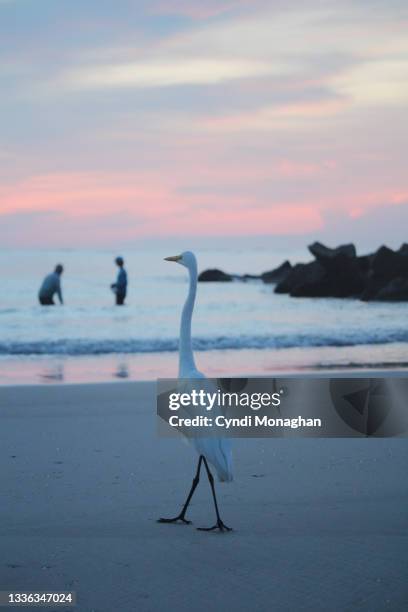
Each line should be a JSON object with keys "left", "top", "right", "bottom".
{"left": 39, "top": 363, "right": 64, "bottom": 382}
{"left": 114, "top": 361, "right": 129, "bottom": 379}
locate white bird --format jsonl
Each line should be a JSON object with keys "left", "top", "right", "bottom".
{"left": 158, "top": 251, "right": 233, "bottom": 532}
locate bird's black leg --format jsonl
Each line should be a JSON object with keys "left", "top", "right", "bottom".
{"left": 158, "top": 456, "right": 203, "bottom": 525}
{"left": 197, "top": 457, "right": 232, "bottom": 532}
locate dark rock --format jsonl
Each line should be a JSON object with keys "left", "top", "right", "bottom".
{"left": 375, "top": 277, "right": 408, "bottom": 301}
{"left": 361, "top": 245, "right": 408, "bottom": 300}
{"left": 198, "top": 242, "right": 408, "bottom": 300}
{"left": 371, "top": 246, "right": 395, "bottom": 275}
{"left": 275, "top": 263, "right": 302, "bottom": 293}
{"left": 302, "top": 242, "right": 363, "bottom": 296}
{"left": 308, "top": 241, "right": 356, "bottom": 261}
{"left": 360, "top": 277, "right": 383, "bottom": 301}
{"left": 275, "top": 261, "right": 325, "bottom": 295}
{"left": 290, "top": 262, "right": 329, "bottom": 297}
{"left": 343, "top": 260, "right": 365, "bottom": 296}
{"left": 371, "top": 245, "right": 408, "bottom": 277}
{"left": 198, "top": 268, "right": 232, "bottom": 282}
{"left": 321, "top": 253, "right": 365, "bottom": 297}
{"left": 399, "top": 243, "right": 408, "bottom": 256}
{"left": 357, "top": 254, "right": 373, "bottom": 274}
{"left": 275, "top": 255, "right": 364, "bottom": 298}
{"left": 261, "top": 261, "right": 292, "bottom": 284}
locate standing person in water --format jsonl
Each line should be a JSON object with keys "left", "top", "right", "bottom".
{"left": 111, "top": 256, "right": 127, "bottom": 305}
{"left": 38, "top": 264, "right": 64, "bottom": 306}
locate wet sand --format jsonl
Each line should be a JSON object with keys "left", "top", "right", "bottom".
{"left": 1, "top": 382, "right": 407, "bottom": 611}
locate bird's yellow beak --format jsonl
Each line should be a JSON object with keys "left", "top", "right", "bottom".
{"left": 164, "top": 255, "right": 182, "bottom": 262}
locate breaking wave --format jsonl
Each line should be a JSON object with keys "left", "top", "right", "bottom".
{"left": 1, "top": 329, "right": 408, "bottom": 356}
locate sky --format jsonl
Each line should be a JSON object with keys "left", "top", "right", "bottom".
{"left": 0, "top": 0, "right": 407, "bottom": 250}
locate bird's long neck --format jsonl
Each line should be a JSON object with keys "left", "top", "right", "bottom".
{"left": 179, "top": 263, "right": 198, "bottom": 376}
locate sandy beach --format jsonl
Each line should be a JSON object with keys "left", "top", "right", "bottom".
{"left": 1, "top": 381, "right": 407, "bottom": 612}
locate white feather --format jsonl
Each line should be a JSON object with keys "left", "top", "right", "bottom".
{"left": 175, "top": 251, "right": 233, "bottom": 483}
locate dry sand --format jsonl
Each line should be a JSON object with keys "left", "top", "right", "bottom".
{"left": 0, "top": 381, "right": 407, "bottom": 612}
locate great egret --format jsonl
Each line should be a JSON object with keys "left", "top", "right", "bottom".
{"left": 158, "top": 251, "right": 233, "bottom": 532}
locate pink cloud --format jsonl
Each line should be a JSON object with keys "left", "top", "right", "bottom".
{"left": 0, "top": 170, "right": 326, "bottom": 246}
{"left": 390, "top": 191, "right": 408, "bottom": 204}
{"left": 275, "top": 160, "right": 329, "bottom": 178}
{"left": 1, "top": 164, "right": 407, "bottom": 247}
{"left": 0, "top": 172, "right": 186, "bottom": 218}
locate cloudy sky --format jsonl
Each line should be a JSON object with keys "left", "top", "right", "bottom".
{"left": 1, "top": 0, "right": 407, "bottom": 249}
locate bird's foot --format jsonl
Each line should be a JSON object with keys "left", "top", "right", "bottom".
{"left": 197, "top": 519, "right": 232, "bottom": 532}
{"left": 157, "top": 515, "right": 191, "bottom": 525}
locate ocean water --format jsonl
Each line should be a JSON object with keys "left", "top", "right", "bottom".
{"left": 0, "top": 247, "right": 407, "bottom": 384}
